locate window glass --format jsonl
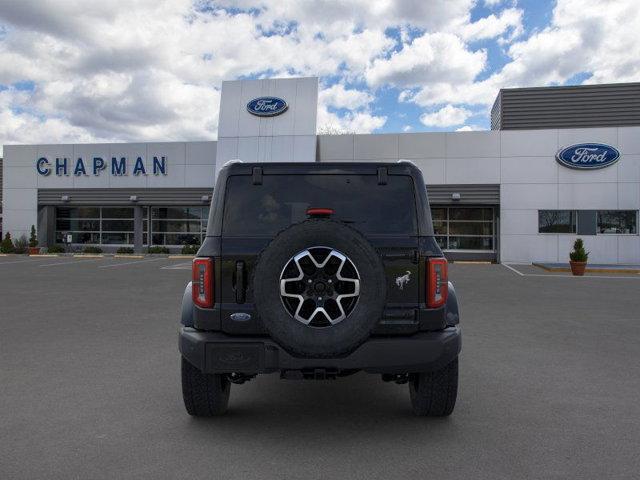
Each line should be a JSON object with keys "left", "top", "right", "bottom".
{"left": 597, "top": 210, "right": 637, "bottom": 234}
{"left": 449, "top": 208, "right": 493, "bottom": 221}
{"left": 223, "top": 174, "right": 418, "bottom": 236}
{"left": 151, "top": 220, "right": 201, "bottom": 233}
{"left": 448, "top": 236, "right": 493, "bottom": 250}
{"left": 538, "top": 210, "right": 576, "bottom": 233}
{"left": 55, "top": 231, "right": 100, "bottom": 244}
{"left": 56, "top": 207, "right": 100, "bottom": 219}
{"left": 152, "top": 207, "right": 202, "bottom": 220}
{"left": 432, "top": 220, "right": 447, "bottom": 235}
{"left": 434, "top": 236, "right": 447, "bottom": 249}
{"left": 56, "top": 219, "right": 100, "bottom": 231}
{"left": 448, "top": 222, "right": 492, "bottom": 236}
{"left": 102, "top": 232, "right": 133, "bottom": 244}
{"left": 102, "top": 207, "right": 134, "bottom": 219}
{"left": 55, "top": 206, "right": 135, "bottom": 245}
{"left": 102, "top": 220, "right": 134, "bottom": 231}
{"left": 431, "top": 208, "right": 447, "bottom": 221}
{"left": 150, "top": 206, "right": 208, "bottom": 245}
{"left": 430, "top": 206, "right": 495, "bottom": 251}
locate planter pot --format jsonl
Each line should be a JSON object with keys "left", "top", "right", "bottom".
{"left": 28, "top": 247, "right": 41, "bottom": 255}
{"left": 570, "top": 261, "right": 587, "bottom": 276}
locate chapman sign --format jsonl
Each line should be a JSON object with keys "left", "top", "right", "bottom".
{"left": 36, "top": 156, "right": 168, "bottom": 177}
{"left": 556, "top": 143, "right": 620, "bottom": 170}
{"left": 246, "top": 96, "right": 288, "bottom": 117}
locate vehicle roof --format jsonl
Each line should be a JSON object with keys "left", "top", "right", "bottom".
{"left": 220, "top": 161, "right": 423, "bottom": 177}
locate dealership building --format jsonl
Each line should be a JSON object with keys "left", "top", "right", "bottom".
{"left": 1, "top": 78, "right": 639, "bottom": 263}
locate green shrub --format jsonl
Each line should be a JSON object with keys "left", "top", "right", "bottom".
{"left": 83, "top": 246, "right": 103, "bottom": 254}
{"left": 1, "top": 233, "right": 15, "bottom": 253}
{"left": 14, "top": 235, "right": 29, "bottom": 254}
{"left": 116, "top": 247, "right": 135, "bottom": 254}
{"left": 181, "top": 244, "right": 200, "bottom": 255}
{"left": 47, "top": 244, "right": 65, "bottom": 254}
{"left": 29, "top": 225, "right": 38, "bottom": 248}
{"left": 569, "top": 238, "right": 589, "bottom": 262}
{"left": 148, "top": 246, "right": 170, "bottom": 254}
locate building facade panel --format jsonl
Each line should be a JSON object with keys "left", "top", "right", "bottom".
{"left": 1, "top": 77, "right": 638, "bottom": 263}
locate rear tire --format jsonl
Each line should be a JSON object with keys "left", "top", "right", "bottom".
{"left": 409, "top": 357, "right": 458, "bottom": 416}
{"left": 181, "top": 357, "right": 231, "bottom": 416}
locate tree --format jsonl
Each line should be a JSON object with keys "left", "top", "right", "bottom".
{"left": 29, "top": 225, "right": 38, "bottom": 248}
{"left": 1, "top": 232, "right": 15, "bottom": 253}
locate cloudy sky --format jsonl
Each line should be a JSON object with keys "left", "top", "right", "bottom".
{"left": 0, "top": 0, "right": 638, "bottom": 153}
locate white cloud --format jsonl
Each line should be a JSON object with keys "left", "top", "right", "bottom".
{"left": 319, "top": 84, "right": 373, "bottom": 110}
{"left": 403, "top": 0, "right": 640, "bottom": 111}
{"left": 0, "top": 0, "right": 638, "bottom": 148}
{"left": 366, "top": 32, "right": 486, "bottom": 88}
{"left": 317, "top": 105, "right": 386, "bottom": 134}
{"left": 456, "top": 125, "right": 484, "bottom": 131}
{"left": 420, "top": 105, "right": 472, "bottom": 127}
{"left": 458, "top": 7, "right": 523, "bottom": 42}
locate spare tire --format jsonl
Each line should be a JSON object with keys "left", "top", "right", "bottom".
{"left": 253, "top": 219, "right": 386, "bottom": 357}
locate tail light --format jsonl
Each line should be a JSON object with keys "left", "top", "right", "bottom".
{"left": 306, "top": 207, "right": 334, "bottom": 217}
{"left": 192, "top": 257, "right": 214, "bottom": 308}
{"left": 427, "top": 257, "right": 448, "bottom": 308}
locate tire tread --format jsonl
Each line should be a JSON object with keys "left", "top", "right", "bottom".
{"left": 409, "top": 357, "right": 458, "bottom": 417}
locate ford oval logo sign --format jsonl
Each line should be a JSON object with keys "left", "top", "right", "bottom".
{"left": 247, "top": 97, "right": 288, "bottom": 117}
{"left": 556, "top": 143, "right": 620, "bottom": 170}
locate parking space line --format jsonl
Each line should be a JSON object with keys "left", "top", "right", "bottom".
{"left": 0, "top": 257, "right": 54, "bottom": 266}
{"left": 503, "top": 263, "right": 640, "bottom": 280}
{"left": 39, "top": 259, "right": 103, "bottom": 267}
{"left": 98, "top": 257, "right": 165, "bottom": 269}
{"left": 502, "top": 263, "right": 524, "bottom": 276}
{"left": 161, "top": 262, "right": 192, "bottom": 270}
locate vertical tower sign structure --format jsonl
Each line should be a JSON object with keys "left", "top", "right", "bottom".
{"left": 215, "top": 77, "right": 318, "bottom": 177}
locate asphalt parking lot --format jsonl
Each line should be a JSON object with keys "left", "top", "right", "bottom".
{"left": 1, "top": 256, "right": 639, "bottom": 479}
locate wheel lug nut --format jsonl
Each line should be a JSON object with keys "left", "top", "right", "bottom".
{"left": 308, "top": 279, "right": 312, "bottom": 283}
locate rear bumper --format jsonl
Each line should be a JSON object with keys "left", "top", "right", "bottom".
{"left": 179, "top": 326, "right": 461, "bottom": 375}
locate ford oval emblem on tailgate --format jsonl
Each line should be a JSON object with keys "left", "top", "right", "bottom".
{"left": 230, "top": 312, "right": 252, "bottom": 322}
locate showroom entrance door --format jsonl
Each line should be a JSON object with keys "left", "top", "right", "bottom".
{"left": 431, "top": 206, "right": 498, "bottom": 262}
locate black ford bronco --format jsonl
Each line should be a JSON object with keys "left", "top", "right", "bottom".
{"left": 179, "top": 161, "right": 461, "bottom": 416}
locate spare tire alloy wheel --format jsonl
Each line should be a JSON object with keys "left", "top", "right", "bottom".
{"left": 253, "top": 219, "right": 387, "bottom": 358}
{"left": 280, "top": 247, "right": 360, "bottom": 327}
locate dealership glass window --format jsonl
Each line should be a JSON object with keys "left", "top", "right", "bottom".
{"left": 430, "top": 207, "right": 494, "bottom": 251}
{"left": 538, "top": 210, "right": 577, "bottom": 233}
{"left": 597, "top": 210, "right": 638, "bottom": 234}
{"left": 56, "top": 207, "right": 137, "bottom": 245}
{"left": 149, "top": 206, "right": 209, "bottom": 246}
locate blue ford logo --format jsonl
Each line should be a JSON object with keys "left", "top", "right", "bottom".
{"left": 556, "top": 143, "right": 620, "bottom": 170}
{"left": 247, "top": 97, "right": 288, "bottom": 117}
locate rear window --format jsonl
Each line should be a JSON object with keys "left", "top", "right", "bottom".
{"left": 222, "top": 174, "right": 418, "bottom": 236}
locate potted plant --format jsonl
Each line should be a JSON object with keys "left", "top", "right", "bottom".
{"left": 28, "top": 225, "right": 40, "bottom": 254}
{"left": 569, "top": 238, "right": 589, "bottom": 276}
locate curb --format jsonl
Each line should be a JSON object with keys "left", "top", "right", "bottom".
{"left": 533, "top": 263, "right": 640, "bottom": 275}
{"left": 72, "top": 254, "right": 104, "bottom": 258}
{"left": 114, "top": 254, "right": 145, "bottom": 259}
